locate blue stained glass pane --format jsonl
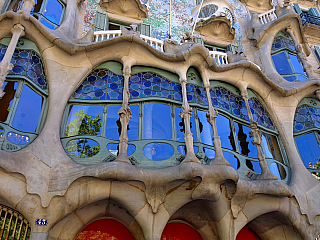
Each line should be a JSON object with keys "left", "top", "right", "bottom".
{"left": 223, "top": 151, "right": 239, "bottom": 170}
{"left": 143, "top": 142, "right": 174, "bottom": 161}
{"left": 64, "top": 105, "right": 103, "bottom": 137}
{"left": 40, "top": 18, "right": 56, "bottom": 29}
{"left": 295, "top": 132, "right": 320, "bottom": 167}
{"left": 128, "top": 105, "right": 139, "bottom": 141}
{"left": 272, "top": 52, "right": 293, "bottom": 75}
{"left": 175, "top": 107, "right": 196, "bottom": 142}
{"left": 198, "top": 110, "right": 213, "bottom": 146}
{"left": 12, "top": 85, "right": 43, "bottom": 132}
{"left": 289, "top": 54, "right": 305, "bottom": 75}
{"left": 283, "top": 76, "right": 297, "bottom": 82}
{"left": 143, "top": 103, "right": 172, "bottom": 139}
{"left": 216, "top": 115, "right": 236, "bottom": 150}
{"left": 7, "top": 132, "right": 30, "bottom": 145}
{"left": 106, "top": 106, "right": 121, "bottom": 140}
{"left": 42, "top": 0, "right": 63, "bottom": 25}
{"left": 235, "top": 122, "right": 258, "bottom": 158}
{"left": 294, "top": 105, "right": 315, "bottom": 132}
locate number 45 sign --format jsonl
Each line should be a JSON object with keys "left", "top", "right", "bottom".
{"left": 35, "top": 219, "right": 48, "bottom": 226}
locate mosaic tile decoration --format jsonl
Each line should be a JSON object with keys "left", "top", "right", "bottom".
{"left": 129, "top": 72, "right": 183, "bottom": 101}
{"left": 294, "top": 104, "right": 320, "bottom": 133}
{"left": 272, "top": 34, "right": 295, "bottom": 52}
{"left": 73, "top": 69, "right": 123, "bottom": 100}
{"left": 0, "top": 45, "right": 47, "bottom": 90}
{"left": 248, "top": 97, "right": 275, "bottom": 130}
{"left": 210, "top": 87, "right": 275, "bottom": 130}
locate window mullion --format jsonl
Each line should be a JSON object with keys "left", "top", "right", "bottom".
{"left": 139, "top": 102, "right": 143, "bottom": 140}
{"left": 101, "top": 105, "right": 108, "bottom": 137}
{"left": 230, "top": 118, "right": 240, "bottom": 153}
{"left": 6, "top": 80, "right": 23, "bottom": 125}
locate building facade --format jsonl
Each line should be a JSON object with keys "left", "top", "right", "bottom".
{"left": 0, "top": 0, "right": 319, "bottom": 239}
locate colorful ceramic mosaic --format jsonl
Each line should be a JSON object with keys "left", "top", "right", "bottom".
{"left": 248, "top": 97, "right": 275, "bottom": 130}
{"left": 129, "top": 72, "right": 182, "bottom": 101}
{"left": 73, "top": 69, "right": 123, "bottom": 100}
{"left": 294, "top": 104, "right": 320, "bottom": 133}
{"left": 0, "top": 45, "right": 47, "bottom": 90}
{"left": 272, "top": 34, "right": 295, "bottom": 52}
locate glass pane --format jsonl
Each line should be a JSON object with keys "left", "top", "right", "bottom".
{"left": 246, "top": 160, "right": 261, "bottom": 173}
{"left": 216, "top": 115, "right": 236, "bottom": 150}
{"left": 198, "top": 110, "right": 213, "bottom": 145}
{"left": 175, "top": 107, "right": 196, "bottom": 142}
{"left": 295, "top": 132, "right": 320, "bottom": 167}
{"left": 283, "top": 76, "right": 297, "bottom": 82}
{"left": 12, "top": 84, "right": 43, "bottom": 132}
{"left": 143, "top": 103, "right": 172, "bottom": 140}
{"left": 269, "top": 162, "right": 287, "bottom": 180}
{"left": 0, "top": 81, "right": 18, "bottom": 122}
{"left": 234, "top": 122, "right": 258, "bottom": 158}
{"left": 7, "top": 132, "right": 30, "bottom": 145}
{"left": 64, "top": 105, "right": 102, "bottom": 137}
{"left": 297, "top": 75, "right": 307, "bottom": 82}
{"left": 143, "top": 142, "right": 174, "bottom": 161}
{"left": 272, "top": 52, "right": 293, "bottom": 75}
{"left": 128, "top": 105, "right": 139, "bottom": 141}
{"left": 204, "top": 147, "right": 215, "bottom": 158}
{"left": 107, "top": 143, "right": 118, "bottom": 156}
{"left": 177, "top": 145, "right": 199, "bottom": 155}
{"left": 223, "top": 151, "right": 239, "bottom": 170}
{"left": 106, "top": 106, "right": 121, "bottom": 140}
{"left": 289, "top": 54, "right": 305, "bottom": 75}
{"left": 128, "top": 144, "right": 136, "bottom": 155}
{"left": 42, "top": 0, "right": 63, "bottom": 25}
{"left": 261, "top": 132, "right": 283, "bottom": 162}
{"left": 66, "top": 138, "right": 100, "bottom": 158}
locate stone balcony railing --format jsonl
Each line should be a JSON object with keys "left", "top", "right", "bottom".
{"left": 258, "top": 8, "right": 278, "bottom": 24}
{"left": 93, "top": 30, "right": 229, "bottom": 65}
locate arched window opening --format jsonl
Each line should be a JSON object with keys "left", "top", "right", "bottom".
{"left": 75, "top": 219, "right": 134, "bottom": 240}
{"left": 161, "top": 223, "right": 202, "bottom": 240}
{"left": 236, "top": 227, "right": 261, "bottom": 240}
{"left": 0, "top": 204, "right": 31, "bottom": 240}
{"left": 294, "top": 98, "right": 320, "bottom": 179}
{"left": 0, "top": 40, "right": 48, "bottom": 152}
{"left": 2, "top": 0, "right": 65, "bottom": 29}
{"left": 271, "top": 32, "right": 307, "bottom": 82}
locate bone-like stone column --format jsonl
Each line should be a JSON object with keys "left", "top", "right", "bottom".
{"left": 114, "top": 58, "right": 133, "bottom": 164}
{"left": 20, "top": 0, "right": 35, "bottom": 13}
{"left": 286, "top": 26, "right": 316, "bottom": 80}
{"left": 204, "top": 84, "right": 230, "bottom": 166}
{"left": 0, "top": 24, "right": 25, "bottom": 99}
{"left": 241, "top": 90, "right": 277, "bottom": 180}
{"left": 179, "top": 76, "right": 201, "bottom": 164}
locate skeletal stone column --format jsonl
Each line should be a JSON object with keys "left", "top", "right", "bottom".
{"left": 20, "top": 0, "right": 35, "bottom": 13}
{"left": 179, "top": 76, "right": 201, "bottom": 164}
{"left": 286, "top": 26, "right": 316, "bottom": 80}
{"left": 241, "top": 91, "right": 277, "bottom": 180}
{"left": 0, "top": 24, "right": 25, "bottom": 99}
{"left": 114, "top": 67, "right": 132, "bottom": 164}
{"left": 204, "top": 84, "right": 230, "bottom": 166}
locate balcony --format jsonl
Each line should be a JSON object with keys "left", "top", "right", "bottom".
{"left": 299, "top": 12, "right": 320, "bottom": 38}
{"left": 93, "top": 30, "right": 229, "bottom": 65}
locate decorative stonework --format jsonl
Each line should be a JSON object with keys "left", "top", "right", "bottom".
{"left": 240, "top": 0, "right": 274, "bottom": 13}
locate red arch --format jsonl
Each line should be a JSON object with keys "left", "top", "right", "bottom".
{"left": 161, "top": 223, "right": 202, "bottom": 240}
{"left": 236, "top": 228, "right": 261, "bottom": 240}
{"left": 76, "top": 219, "right": 134, "bottom": 240}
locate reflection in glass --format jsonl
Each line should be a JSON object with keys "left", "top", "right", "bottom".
{"left": 143, "top": 142, "right": 174, "bottom": 161}
{"left": 269, "top": 162, "right": 286, "bottom": 180}
{"left": 7, "top": 132, "right": 30, "bottom": 145}
{"left": 272, "top": 52, "right": 292, "bottom": 75}
{"left": 289, "top": 54, "right": 304, "bottom": 75}
{"left": 0, "top": 81, "right": 18, "bottom": 122}
{"left": 261, "top": 132, "right": 283, "bottom": 162}
{"left": 234, "top": 122, "right": 257, "bottom": 158}
{"left": 223, "top": 151, "right": 239, "bottom": 170}
{"left": 43, "top": 0, "right": 63, "bottom": 25}
{"left": 295, "top": 132, "right": 320, "bottom": 167}
{"left": 65, "top": 105, "right": 102, "bottom": 137}
{"left": 216, "top": 115, "right": 236, "bottom": 150}
{"left": 12, "top": 84, "right": 43, "bottom": 132}
{"left": 106, "top": 106, "right": 121, "bottom": 140}
{"left": 198, "top": 110, "right": 213, "bottom": 145}
{"left": 246, "top": 160, "right": 261, "bottom": 173}
{"left": 128, "top": 105, "right": 139, "bottom": 141}
{"left": 175, "top": 107, "right": 196, "bottom": 142}
{"left": 66, "top": 138, "right": 100, "bottom": 158}
{"left": 143, "top": 103, "right": 172, "bottom": 139}
{"left": 204, "top": 148, "right": 215, "bottom": 158}
{"left": 40, "top": 19, "right": 55, "bottom": 29}
{"left": 107, "top": 143, "right": 118, "bottom": 156}
{"left": 177, "top": 145, "right": 199, "bottom": 155}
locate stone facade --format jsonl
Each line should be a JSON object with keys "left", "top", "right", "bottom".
{"left": 0, "top": 0, "right": 319, "bottom": 239}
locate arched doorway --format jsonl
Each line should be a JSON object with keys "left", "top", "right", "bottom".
{"left": 236, "top": 227, "right": 261, "bottom": 240}
{"left": 161, "top": 222, "right": 202, "bottom": 240}
{"left": 75, "top": 219, "right": 134, "bottom": 240}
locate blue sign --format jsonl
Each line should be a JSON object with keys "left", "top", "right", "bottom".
{"left": 35, "top": 219, "right": 48, "bottom": 226}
